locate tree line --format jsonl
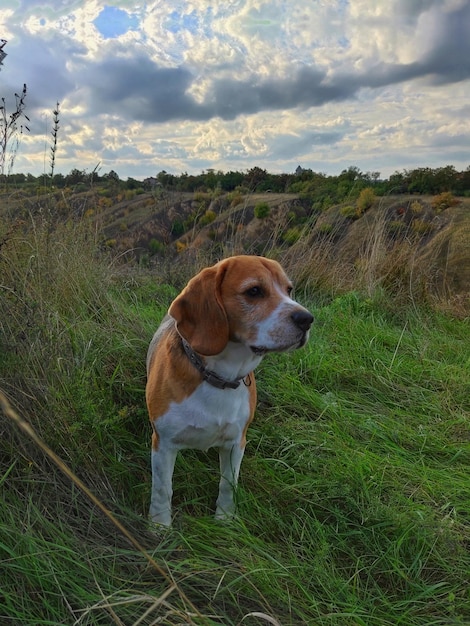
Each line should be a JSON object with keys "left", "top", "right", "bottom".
{"left": 4, "top": 163, "right": 469, "bottom": 199}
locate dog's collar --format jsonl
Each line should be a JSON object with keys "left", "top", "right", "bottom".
{"left": 181, "top": 339, "right": 249, "bottom": 390}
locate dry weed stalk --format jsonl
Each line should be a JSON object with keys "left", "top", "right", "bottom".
{"left": 49, "top": 101, "right": 60, "bottom": 179}
{"left": 0, "top": 83, "right": 30, "bottom": 177}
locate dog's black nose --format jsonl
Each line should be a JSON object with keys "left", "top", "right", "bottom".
{"left": 291, "top": 310, "right": 314, "bottom": 332}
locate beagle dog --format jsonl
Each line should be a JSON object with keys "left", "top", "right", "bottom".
{"left": 146, "top": 255, "right": 313, "bottom": 526}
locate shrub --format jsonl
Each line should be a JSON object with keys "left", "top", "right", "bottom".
{"left": 316, "top": 222, "right": 333, "bottom": 235}
{"left": 149, "top": 238, "right": 165, "bottom": 254}
{"left": 340, "top": 205, "right": 358, "bottom": 219}
{"left": 286, "top": 210, "right": 297, "bottom": 223}
{"left": 410, "top": 200, "right": 424, "bottom": 215}
{"left": 254, "top": 201, "right": 270, "bottom": 219}
{"left": 171, "top": 220, "right": 185, "bottom": 237}
{"left": 98, "top": 196, "right": 113, "bottom": 208}
{"left": 431, "top": 192, "right": 458, "bottom": 213}
{"left": 356, "top": 187, "right": 375, "bottom": 214}
{"left": 321, "top": 196, "right": 334, "bottom": 211}
{"left": 199, "top": 209, "right": 217, "bottom": 226}
{"left": 282, "top": 227, "right": 302, "bottom": 245}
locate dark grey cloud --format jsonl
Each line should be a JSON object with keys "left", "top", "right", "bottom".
{"left": 81, "top": 55, "right": 195, "bottom": 120}
{"left": 396, "top": 0, "right": 443, "bottom": 21}
{"left": 430, "top": 132, "right": 470, "bottom": 149}
{"left": 209, "top": 67, "right": 346, "bottom": 119}
{"left": 79, "top": 3, "right": 470, "bottom": 125}
{"left": 81, "top": 59, "right": 371, "bottom": 123}
{"left": 419, "top": 2, "right": 470, "bottom": 84}
{"left": 83, "top": 58, "right": 349, "bottom": 122}
{"left": 1, "top": 30, "right": 82, "bottom": 122}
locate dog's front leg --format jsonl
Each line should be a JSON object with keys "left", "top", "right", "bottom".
{"left": 150, "top": 444, "right": 178, "bottom": 526}
{"left": 215, "top": 444, "right": 245, "bottom": 520}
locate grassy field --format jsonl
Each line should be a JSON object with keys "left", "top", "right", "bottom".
{"left": 0, "top": 211, "right": 469, "bottom": 625}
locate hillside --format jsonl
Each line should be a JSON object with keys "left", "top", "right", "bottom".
{"left": 1, "top": 185, "right": 468, "bottom": 314}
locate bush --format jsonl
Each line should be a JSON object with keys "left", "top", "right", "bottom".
{"left": 171, "top": 220, "right": 185, "bottom": 237}
{"left": 282, "top": 226, "right": 302, "bottom": 245}
{"left": 431, "top": 192, "right": 458, "bottom": 213}
{"left": 193, "top": 191, "right": 210, "bottom": 203}
{"left": 356, "top": 187, "right": 375, "bottom": 214}
{"left": 149, "top": 238, "right": 165, "bottom": 254}
{"left": 340, "top": 205, "right": 358, "bottom": 219}
{"left": 410, "top": 200, "right": 424, "bottom": 215}
{"left": 199, "top": 209, "right": 217, "bottom": 226}
{"left": 316, "top": 222, "right": 333, "bottom": 235}
{"left": 254, "top": 201, "right": 270, "bottom": 219}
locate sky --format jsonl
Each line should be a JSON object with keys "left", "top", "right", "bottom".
{"left": 0, "top": 0, "right": 469, "bottom": 180}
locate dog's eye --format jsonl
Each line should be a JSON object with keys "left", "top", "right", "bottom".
{"left": 245, "top": 286, "right": 264, "bottom": 298}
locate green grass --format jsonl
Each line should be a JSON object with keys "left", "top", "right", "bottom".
{"left": 0, "top": 215, "right": 469, "bottom": 624}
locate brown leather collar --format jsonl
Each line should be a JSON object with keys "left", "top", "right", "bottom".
{"left": 181, "top": 339, "right": 249, "bottom": 390}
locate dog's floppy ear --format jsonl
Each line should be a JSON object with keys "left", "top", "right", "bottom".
{"left": 169, "top": 263, "right": 229, "bottom": 356}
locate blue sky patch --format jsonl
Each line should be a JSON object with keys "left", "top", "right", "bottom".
{"left": 93, "top": 6, "right": 139, "bottom": 39}
{"left": 165, "top": 10, "right": 199, "bottom": 34}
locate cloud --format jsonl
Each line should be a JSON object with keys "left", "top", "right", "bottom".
{"left": 80, "top": 54, "right": 195, "bottom": 121}
{"left": 267, "top": 130, "right": 344, "bottom": 161}
{"left": 1, "top": 30, "right": 81, "bottom": 112}
{"left": 2, "top": 0, "right": 469, "bottom": 178}
{"left": 81, "top": 19, "right": 470, "bottom": 126}
{"left": 418, "top": 2, "right": 470, "bottom": 84}
{"left": 8, "top": 1, "right": 470, "bottom": 123}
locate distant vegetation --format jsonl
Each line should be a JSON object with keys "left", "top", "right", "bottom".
{"left": 3, "top": 163, "right": 470, "bottom": 199}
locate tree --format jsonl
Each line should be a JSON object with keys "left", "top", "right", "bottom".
{"left": 244, "top": 167, "right": 268, "bottom": 190}
{"left": 52, "top": 173, "right": 65, "bottom": 187}
{"left": 65, "top": 168, "right": 86, "bottom": 185}
{"left": 339, "top": 165, "right": 362, "bottom": 182}
{"left": 126, "top": 177, "right": 140, "bottom": 190}
{"left": 104, "top": 169, "right": 120, "bottom": 182}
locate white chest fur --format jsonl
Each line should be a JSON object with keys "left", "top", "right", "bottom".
{"left": 154, "top": 382, "right": 251, "bottom": 451}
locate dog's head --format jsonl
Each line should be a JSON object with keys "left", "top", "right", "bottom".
{"left": 169, "top": 255, "right": 313, "bottom": 356}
